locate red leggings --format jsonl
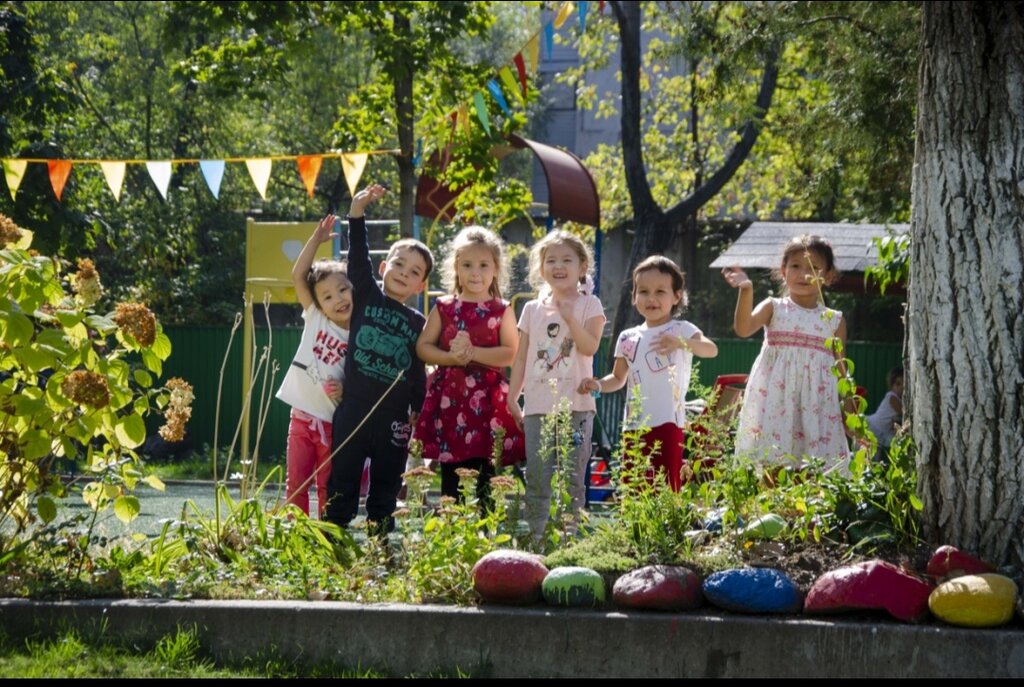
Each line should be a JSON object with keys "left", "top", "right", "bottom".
{"left": 622, "top": 423, "right": 686, "bottom": 492}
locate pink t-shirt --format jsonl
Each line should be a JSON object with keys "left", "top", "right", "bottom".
{"left": 518, "top": 294, "right": 605, "bottom": 415}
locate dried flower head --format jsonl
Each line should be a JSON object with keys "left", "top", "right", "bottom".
{"left": 60, "top": 370, "right": 110, "bottom": 409}
{"left": 0, "top": 213, "right": 24, "bottom": 247}
{"left": 159, "top": 377, "right": 193, "bottom": 442}
{"left": 392, "top": 508, "right": 412, "bottom": 519}
{"left": 438, "top": 496, "right": 457, "bottom": 507}
{"left": 72, "top": 258, "right": 104, "bottom": 307}
{"left": 455, "top": 467, "right": 479, "bottom": 481}
{"left": 488, "top": 475, "right": 517, "bottom": 492}
{"left": 113, "top": 302, "right": 156, "bottom": 347}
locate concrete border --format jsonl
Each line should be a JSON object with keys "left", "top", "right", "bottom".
{"left": 2, "top": 598, "right": 1022, "bottom": 677}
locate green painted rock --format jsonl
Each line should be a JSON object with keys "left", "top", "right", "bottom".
{"left": 928, "top": 573, "right": 1018, "bottom": 628}
{"left": 742, "top": 513, "right": 786, "bottom": 540}
{"left": 542, "top": 566, "right": 606, "bottom": 608}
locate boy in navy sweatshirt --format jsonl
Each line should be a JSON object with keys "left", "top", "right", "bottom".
{"left": 323, "top": 184, "right": 432, "bottom": 537}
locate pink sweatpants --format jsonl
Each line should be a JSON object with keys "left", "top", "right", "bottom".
{"left": 286, "top": 410, "right": 333, "bottom": 517}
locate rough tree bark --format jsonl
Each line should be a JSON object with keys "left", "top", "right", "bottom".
{"left": 608, "top": 1, "right": 778, "bottom": 342}
{"left": 910, "top": 2, "right": 1024, "bottom": 565}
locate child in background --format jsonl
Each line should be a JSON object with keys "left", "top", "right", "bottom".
{"left": 580, "top": 256, "right": 718, "bottom": 491}
{"left": 507, "top": 231, "right": 606, "bottom": 545}
{"left": 274, "top": 217, "right": 352, "bottom": 517}
{"left": 413, "top": 226, "right": 525, "bottom": 506}
{"left": 324, "top": 184, "right": 432, "bottom": 538}
{"left": 866, "top": 366, "right": 904, "bottom": 463}
{"left": 722, "top": 234, "right": 849, "bottom": 473}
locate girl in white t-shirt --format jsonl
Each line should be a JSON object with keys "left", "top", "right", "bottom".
{"left": 275, "top": 216, "right": 353, "bottom": 517}
{"left": 580, "top": 256, "right": 717, "bottom": 491}
{"left": 508, "top": 231, "right": 606, "bottom": 546}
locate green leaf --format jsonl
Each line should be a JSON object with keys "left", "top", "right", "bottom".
{"left": 113, "top": 495, "right": 141, "bottom": 524}
{"left": 0, "top": 311, "right": 33, "bottom": 347}
{"left": 141, "top": 348, "right": 163, "bottom": 377}
{"left": 37, "top": 495, "right": 57, "bottom": 523}
{"left": 133, "top": 369, "right": 154, "bottom": 388}
{"left": 85, "top": 314, "right": 117, "bottom": 334}
{"left": 82, "top": 482, "right": 104, "bottom": 509}
{"left": 143, "top": 474, "right": 166, "bottom": 492}
{"left": 14, "top": 345, "right": 56, "bottom": 373}
{"left": 55, "top": 310, "right": 85, "bottom": 328}
{"left": 909, "top": 494, "right": 924, "bottom": 511}
{"left": 152, "top": 328, "right": 172, "bottom": 360}
{"left": 114, "top": 414, "right": 147, "bottom": 448}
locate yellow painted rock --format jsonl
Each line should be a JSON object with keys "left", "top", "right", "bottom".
{"left": 928, "top": 573, "right": 1018, "bottom": 627}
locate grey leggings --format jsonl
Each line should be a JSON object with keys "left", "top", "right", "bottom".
{"left": 523, "top": 411, "right": 594, "bottom": 542}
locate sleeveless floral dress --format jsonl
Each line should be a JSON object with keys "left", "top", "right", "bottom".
{"left": 734, "top": 297, "right": 849, "bottom": 470}
{"left": 413, "top": 296, "right": 526, "bottom": 467}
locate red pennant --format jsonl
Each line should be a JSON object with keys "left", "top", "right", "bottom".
{"left": 599, "top": 0, "right": 605, "bottom": 14}
{"left": 47, "top": 160, "right": 73, "bottom": 202}
{"left": 295, "top": 155, "right": 322, "bottom": 198}
{"left": 513, "top": 53, "right": 528, "bottom": 97}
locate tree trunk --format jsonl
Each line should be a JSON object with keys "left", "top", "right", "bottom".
{"left": 910, "top": 2, "right": 1024, "bottom": 565}
{"left": 392, "top": 13, "right": 416, "bottom": 237}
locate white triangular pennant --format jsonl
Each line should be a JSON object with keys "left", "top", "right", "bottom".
{"left": 199, "top": 160, "right": 225, "bottom": 199}
{"left": 340, "top": 153, "right": 368, "bottom": 197}
{"left": 145, "top": 161, "right": 172, "bottom": 200}
{"left": 99, "top": 161, "right": 126, "bottom": 201}
{"left": 245, "top": 158, "right": 272, "bottom": 200}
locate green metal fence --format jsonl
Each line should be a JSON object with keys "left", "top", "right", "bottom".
{"left": 162, "top": 325, "right": 903, "bottom": 459}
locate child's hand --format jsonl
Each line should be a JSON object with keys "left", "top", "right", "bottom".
{"left": 577, "top": 378, "right": 600, "bottom": 395}
{"left": 507, "top": 397, "right": 524, "bottom": 430}
{"left": 349, "top": 184, "right": 386, "bottom": 217}
{"left": 722, "top": 266, "right": 752, "bottom": 289}
{"left": 449, "top": 331, "right": 473, "bottom": 365}
{"left": 322, "top": 378, "right": 343, "bottom": 403}
{"left": 314, "top": 214, "right": 340, "bottom": 244}
{"left": 556, "top": 297, "right": 577, "bottom": 322}
{"left": 652, "top": 332, "right": 689, "bottom": 355}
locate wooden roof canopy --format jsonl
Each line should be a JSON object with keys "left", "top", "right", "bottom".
{"left": 710, "top": 221, "right": 910, "bottom": 294}
{"left": 415, "top": 133, "right": 601, "bottom": 228}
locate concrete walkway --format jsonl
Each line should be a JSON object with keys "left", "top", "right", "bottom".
{"left": 2, "top": 598, "right": 1022, "bottom": 677}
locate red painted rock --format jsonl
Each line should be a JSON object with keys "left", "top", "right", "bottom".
{"left": 612, "top": 565, "right": 703, "bottom": 611}
{"left": 472, "top": 550, "right": 549, "bottom": 605}
{"left": 805, "top": 560, "right": 932, "bottom": 623}
{"left": 926, "top": 545, "right": 995, "bottom": 580}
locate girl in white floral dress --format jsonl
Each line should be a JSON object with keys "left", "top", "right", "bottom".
{"left": 722, "top": 235, "right": 849, "bottom": 473}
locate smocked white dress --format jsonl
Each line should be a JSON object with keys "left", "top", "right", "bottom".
{"left": 734, "top": 297, "right": 849, "bottom": 470}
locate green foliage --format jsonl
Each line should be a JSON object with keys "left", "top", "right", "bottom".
{"left": 864, "top": 230, "right": 910, "bottom": 295}
{"left": 0, "top": 220, "right": 179, "bottom": 576}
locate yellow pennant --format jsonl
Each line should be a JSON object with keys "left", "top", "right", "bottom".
{"left": 2, "top": 159, "right": 27, "bottom": 201}
{"left": 554, "top": 2, "right": 574, "bottom": 29}
{"left": 245, "top": 158, "right": 273, "bottom": 200}
{"left": 525, "top": 35, "right": 540, "bottom": 73}
{"left": 340, "top": 152, "right": 368, "bottom": 197}
{"left": 99, "top": 161, "right": 126, "bottom": 201}
{"left": 499, "top": 66, "right": 523, "bottom": 103}
{"left": 458, "top": 103, "right": 472, "bottom": 137}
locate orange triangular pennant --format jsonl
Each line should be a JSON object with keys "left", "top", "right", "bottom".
{"left": 47, "top": 160, "right": 73, "bottom": 202}
{"left": 296, "top": 155, "right": 322, "bottom": 198}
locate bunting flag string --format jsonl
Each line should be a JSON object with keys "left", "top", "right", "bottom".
{"left": 1, "top": 1, "right": 595, "bottom": 206}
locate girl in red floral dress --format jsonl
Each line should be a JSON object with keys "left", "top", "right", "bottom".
{"left": 413, "top": 226, "right": 525, "bottom": 505}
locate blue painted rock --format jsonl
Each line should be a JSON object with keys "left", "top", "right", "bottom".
{"left": 612, "top": 565, "right": 703, "bottom": 611}
{"left": 703, "top": 507, "right": 744, "bottom": 533}
{"left": 805, "top": 560, "right": 932, "bottom": 622}
{"left": 702, "top": 568, "right": 802, "bottom": 614}
{"left": 926, "top": 545, "right": 995, "bottom": 580}
{"left": 472, "top": 550, "right": 549, "bottom": 605}
{"left": 542, "top": 566, "right": 606, "bottom": 608}
{"left": 741, "top": 513, "right": 786, "bottom": 540}
{"left": 928, "top": 573, "right": 1018, "bottom": 628}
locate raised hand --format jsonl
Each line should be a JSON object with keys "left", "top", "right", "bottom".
{"left": 350, "top": 183, "right": 387, "bottom": 217}
{"left": 722, "top": 266, "right": 752, "bottom": 289}
{"left": 313, "top": 214, "right": 339, "bottom": 244}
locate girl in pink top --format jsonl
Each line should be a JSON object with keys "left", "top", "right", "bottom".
{"left": 508, "top": 231, "right": 606, "bottom": 547}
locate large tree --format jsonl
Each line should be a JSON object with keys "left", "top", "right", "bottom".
{"left": 909, "top": 2, "right": 1024, "bottom": 565}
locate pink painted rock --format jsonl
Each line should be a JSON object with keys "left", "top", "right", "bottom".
{"left": 613, "top": 565, "right": 703, "bottom": 611}
{"left": 926, "top": 545, "right": 995, "bottom": 580}
{"left": 472, "top": 550, "right": 549, "bottom": 605}
{"left": 805, "top": 560, "right": 932, "bottom": 623}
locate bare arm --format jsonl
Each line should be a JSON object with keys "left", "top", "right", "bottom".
{"left": 468, "top": 306, "right": 518, "bottom": 368}
{"left": 722, "top": 267, "right": 773, "bottom": 338}
{"left": 506, "top": 329, "right": 529, "bottom": 428}
{"left": 579, "top": 357, "right": 629, "bottom": 395}
{"left": 416, "top": 307, "right": 464, "bottom": 366}
{"left": 557, "top": 298, "right": 605, "bottom": 356}
{"left": 292, "top": 215, "right": 337, "bottom": 311}
{"left": 652, "top": 329, "right": 719, "bottom": 359}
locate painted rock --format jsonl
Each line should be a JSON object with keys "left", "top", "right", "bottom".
{"left": 805, "top": 560, "right": 932, "bottom": 623}
{"left": 542, "top": 566, "right": 606, "bottom": 608}
{"left": 613, "top": 565, "right": 703, "bottom": 611}
{"left": 928, "top": 573, "right": 1018, "bottom": 628}
{"left": 742, "top": 513, "right": 786, "bottom": 541}
{"left": 703, "top": 507, "right": 744, "bottom": 533}
{"left": 702, "top": 568, "right": 802, "bottom": 614}
{"left": 926, "top": 545, "right": 995, "bottom": 580}
{"left": 471, "top": 550, "right": 549, "bottom": 605}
